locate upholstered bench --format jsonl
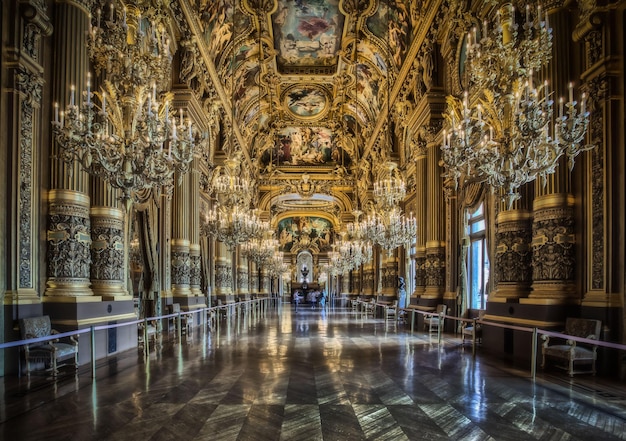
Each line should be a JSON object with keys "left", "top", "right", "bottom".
{"left": 20, "top": 315, "right": 79, "bottom": 377}
{"left": 541, "top": 318, "right": 602, "bottom": 376}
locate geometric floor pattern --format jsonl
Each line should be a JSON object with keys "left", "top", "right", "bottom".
{"left": 2, "top": 304, "right": 626, "bottom": 440}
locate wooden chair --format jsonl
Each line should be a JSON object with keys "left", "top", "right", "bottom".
{"left": 384, "top": 300, "right": 398, "bottom": 321}
{"left": 20, "top": 316, "right": 79, "bottom": 377}
{"left": 462, "top": 310, "right": 486, "bottom": 346}
{"left": 542, "top": 318, "right": 602, "bottom": 376}
{"left": 424, "top": 304, "right": 447, "bottom": 334}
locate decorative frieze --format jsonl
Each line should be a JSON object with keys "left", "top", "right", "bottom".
{"left": 215, "top": 262, "right": 232, "bottom": 290}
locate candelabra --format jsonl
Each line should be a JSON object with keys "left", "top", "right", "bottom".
{"left": 52, "top": 1, "right": 196, "bottom": 203}
{"left": 442, "top": 3, "right": 592, "bottom": 207}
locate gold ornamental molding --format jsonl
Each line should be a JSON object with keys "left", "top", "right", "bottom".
{"left": 497, "top": 209, "right": 532, "bottom": 224}
{"left": 171, "top": 238, "right": 191, "bottom": 249}
{"left": 47, "top": 188, "right": 90, "bottom": 207}
{"left": 43, "top": 294, "right": 102, "bottom": 303}
{"left": 52, "top": 312, "right": 138, "bottom": 327}
{"left": 582, "top": 291, "right": 624, "bottom": 308}
{"left": 90, "top": 206, "right": 124, "bottom": 221}
{"left": 533, "top": 193, "right": 575, "bottom": 211}
{"left": 481, "top": 314, "right": 563, "bottom": 329}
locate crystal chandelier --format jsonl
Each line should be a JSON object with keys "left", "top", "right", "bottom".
{"left": 441, "top": 3, "right": 592, "bottom": 207}
{"left": 241, "top": 232, "right": 278, "bottom": 266}
{"left": 52, "top": 1, "right": 196, "bottom": 202}
{"left": 360, "top": 163, "right": 417, "bottom": 251}
{"left": 202, "top": 157, "right": 266, "bottom": 250}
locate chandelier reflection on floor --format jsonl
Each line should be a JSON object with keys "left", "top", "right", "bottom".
{"left": 52, "top": 2, "right": 197, "bottom": 202}
{"left": 442, "top": 3, "right": 592, "bottom": 208}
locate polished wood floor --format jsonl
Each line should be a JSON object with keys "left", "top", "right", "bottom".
{"left": 2, "top": 304, "right": 626, "bottom": 440}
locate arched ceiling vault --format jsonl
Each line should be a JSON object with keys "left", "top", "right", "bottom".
{"left": 175, "top": 0, "right": 438, "bottom": 238}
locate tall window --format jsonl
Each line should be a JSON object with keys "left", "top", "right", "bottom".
{"left": 467, "top": 204, "right": 489, "bottom": 309}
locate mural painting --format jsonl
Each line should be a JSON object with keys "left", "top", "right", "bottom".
{"left": 366, "top": 0, "right": 412, "bottom": 68}
{"left": 285, "top": 86, "right": 328, "bottom": 118}
{"left": 356, "top": 64, "right": 383, "bottom": 119}
{"left": 277, "top": 216, "right": 333, "bottom": 253}
{"left": 261, "top": 126, "right": 351, "bottom": 167}
{"left": 272, "top": 0, "right": 345, "bottom": 69}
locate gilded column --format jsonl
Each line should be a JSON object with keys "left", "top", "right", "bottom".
{"left": 214, "top": 240, "right": 233, "bottom": 303}
{"left": 237, "top": 252, "right": 250, "bottom": 300}
{"left": 46, "top": 0, "right": 93, "bottom": 299}
{"left": 4, "top": 1, "right": 52, "bottom": 304}
{"left": 90, "top": 205, "right": 126, "bottom": 299}
{"left": 249, "top": 260, "right": 259, "bottom": 295}
{"left": 492, "top": 198, "right": 533, "bottom": 301}
{"left": 574, "top": 2, "right": 623, "bottom": 308}
{"left": 171, "top": 171, "right": 191, "bottom": 298}
{"left": 189, "top": 162, "right": 202, "bottom": 299}
{"left": 381, "top": 252, "right": 398, "bottom": 299}
{"left": 526, "top": 7, "right": 578, "bottom": 304}
{"left": 260, "top": 268, "right": 270, "bottom": 297}
{"left": 424, "top": 142, "right": 445, "bottom": 299}
{"left": 362, "top": 259, "right": 375, "bottom": 297}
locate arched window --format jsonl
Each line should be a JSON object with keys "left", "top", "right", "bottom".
{"left": 467, "top": 204, "right": 489, "bottom": 310}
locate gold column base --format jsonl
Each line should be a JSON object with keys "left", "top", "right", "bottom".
{"left": 492, "top": 282, "right": 531, "bottom": 300}
{"left": 4, "top": 289, "right": 40, "bottom": 305}
{"left": 172, "top": 285, "right": 192, "bottom": 297}
{"left": 45, "top": 278, "right": 94, "bottom": 297}
{"left": 422, "top": 286, "right": 443, "bottom": 299}
{"left": 527, "top": 281, "right": 577, "bottom": 301}
{"left": 581, "top": 291, "right": 623, "bottom": 308}
{"left": 92, "top": 280, "right": 130, "bottom": 301}
{"left": 43, "top": 294, "right": 102, "bottom": 304}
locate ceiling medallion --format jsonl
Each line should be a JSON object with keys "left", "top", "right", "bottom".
{"left": 283, "top": 84, "right": 330, "bottom": 120}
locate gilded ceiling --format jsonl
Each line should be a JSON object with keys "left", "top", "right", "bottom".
{"left": 177, "top": 0, "right": 438, "bottom": 231}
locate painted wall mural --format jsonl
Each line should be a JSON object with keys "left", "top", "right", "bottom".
{"left": 261, "top": 126, "right": 351, "bottom": 167}
{"left": 272, "top": 0, "right": 345, "bottom": 71}
{"left": 277, "top": 216, "right": 333, "bottom": 253}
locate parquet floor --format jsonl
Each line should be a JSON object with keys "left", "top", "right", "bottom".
{"left": 2, "top": 304, "right": 626, "bottom": 440}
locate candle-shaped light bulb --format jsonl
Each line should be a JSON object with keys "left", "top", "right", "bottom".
{"left": 109, "top": 3, "right": 114, "bottom": 22}
{"left": 179, "top": 108, "right": 183, "bottom": 126}
{"left": 568, "top": 82, "right": 574, "bottom": 103}
{"left": 581, "top": 92, "right": 586, "bottom": 114}
{"left": 86, "top": 73, "right": 91, "bottom": 105}
{"left": 54, "top": 102, "right": 59, "bottom": 123}
{"left": 102, "top": 91, "right": 106, "bottom": 114}
{"left": 60, "top": 110, "right": 65, "bottom": 128}
{"left": 70, "top": 85, "right": 75, "bottom": 106}
{"left": 559, "top": 97, "right": 564, "bottom": 118}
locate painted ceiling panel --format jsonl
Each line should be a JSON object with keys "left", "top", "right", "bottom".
{"left": 272, "top": 0, "right": 345, "bottom": 74}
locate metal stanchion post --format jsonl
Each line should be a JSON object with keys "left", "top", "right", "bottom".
{"left": 531, "top": 327, "right": 538, "bottom": 381}
{"left": 91, "top": 325, "right": 96, "bottom": 379}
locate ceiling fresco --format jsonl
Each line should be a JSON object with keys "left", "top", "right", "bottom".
{"left": 186, "top": 0, "right": 424, "bottom": 242}
{"left": 271, "top": 0, "right": 345, "bottom": 74}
